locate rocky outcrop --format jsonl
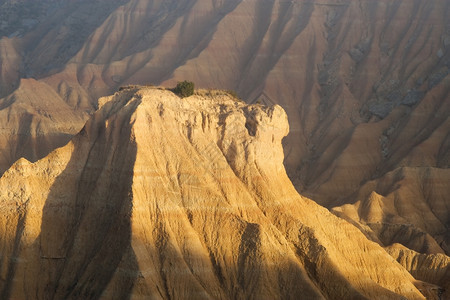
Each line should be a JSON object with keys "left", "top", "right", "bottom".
{"left": 0, "top": 88, "right": 426, "bottom": 299}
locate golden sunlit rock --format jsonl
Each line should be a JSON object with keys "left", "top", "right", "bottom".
{"left": 0, "top": 88, "right": 429, "bottom": 299}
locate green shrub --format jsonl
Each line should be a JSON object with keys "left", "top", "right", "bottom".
{"left": 173, "top": 80, "right": 194, "bottom": 98}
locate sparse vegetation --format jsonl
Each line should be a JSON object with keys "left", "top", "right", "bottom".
{"left": 118, "top": 85, "right": 140, "bottom": 91}
{"left": 194, "top": 88, "right": 245, "bottom": 103}
{"left": 173, "top": 80, "right": 195, "bottom": 98}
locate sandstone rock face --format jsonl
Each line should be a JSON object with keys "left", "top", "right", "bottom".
{"left": 0, "top": 88, "right": 426, "bottom": 299}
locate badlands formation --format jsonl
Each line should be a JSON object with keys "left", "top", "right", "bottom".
{"left": 0, "top": 88, "right": 433, "bottom": 299}
{"left": 0, "top": 0, "right": 448, "bottom": 257}
{"left": 0, "top": 0, "right": 449, "bottom": 298}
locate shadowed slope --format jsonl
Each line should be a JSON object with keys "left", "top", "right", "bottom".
{"left": 0, "top": 88, "right": 140, "bottom": 299}
{"left": 0, "top": 79, "right": 87, "bottom": 174}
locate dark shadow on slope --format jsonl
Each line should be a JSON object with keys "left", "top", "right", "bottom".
{"left": 1, "top": 134, "right": 75, "bottom": 177}
{"left": 145, "top": 213, "right": 326, "bottom": 299}
{"left": 293, "top": 223, "right": 416, "bottom": 300}
{"left": 131, "top": 206, "right": 417, "bottom": 299}
{"left": 22, "top": 0, "right": 129, "bottom": 78}
{"left": 238, "top": 2, "right": 315, "bottom": 100}
{"left": 378, "top": 86, "right": 450, "bottom": 177}
{"left": 0, "top": 206, "right": 27, "bottom": 299}
{"left": 0, "top": 109, "right": 78, "bottom": 175}
{"left": 369, "top": 222, "right": 445, "bottom": 255}
{"left": 30, "top": 96, "right": 141, "bottom": 299}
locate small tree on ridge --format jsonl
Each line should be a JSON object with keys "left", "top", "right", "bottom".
{"left": 174, "top": 80, "right": 194, "bottom": 98}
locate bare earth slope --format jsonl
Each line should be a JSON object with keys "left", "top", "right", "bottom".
{"left": 0, "top": 88, "right": 428, "bottom": 299}
{"left": 0, "top": 0, "right": 448, "bottom": 269}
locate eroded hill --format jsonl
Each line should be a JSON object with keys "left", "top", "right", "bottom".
{"left": 0, "top": 88, "right": 432, "bottom": 299}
